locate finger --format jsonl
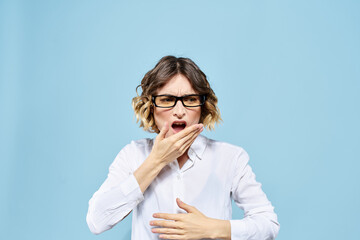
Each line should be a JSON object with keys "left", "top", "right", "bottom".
{"left": 178, "top": 129, "right": 201, "bottom": 153}
{"left": 176, "top": 198, "right": 197, "bottom": 213}
{"left": 170, "top": 123, "right": 203, "bottom": 142}
{"left": 153, "top": 213, "right": 184, "bottom": 221}
{"left": 157, "top": 122, "right": 169, "bottom": 140}
{"left": 150, "top": 220, "right": 178, "bottom": 228}
{"left": 159, "top": 234, "right": 184, "bottom": 239}
{"left": 178, "top": 130, "right": 200, "bottom": 154}
{"left": 177, "top": 123, "right": 203, "bottom": 145}
{"left": 152, "top": 227, "right": 185, "bottom": 235}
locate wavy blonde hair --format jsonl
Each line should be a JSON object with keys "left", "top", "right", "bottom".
{"left": 132, "top": 56, "right": 222, "bottom": 133}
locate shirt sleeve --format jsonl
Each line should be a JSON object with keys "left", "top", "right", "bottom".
{"left": 86, "top": 143, "right": 144, "bottom": 235}
{"left": 230, "top": 149, "right": 280, "bottom": 240}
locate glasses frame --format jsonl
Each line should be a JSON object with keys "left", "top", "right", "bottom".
{"left": 152, "top": 94, "right": 206, "bottom": 108}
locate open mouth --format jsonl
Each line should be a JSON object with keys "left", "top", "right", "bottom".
{"left": 171, "top": 121, "right": 187, "bottom": 132}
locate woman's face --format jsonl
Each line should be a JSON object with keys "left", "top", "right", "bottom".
{"left": 154, "top": 74, "right": 201, "bottom": 138}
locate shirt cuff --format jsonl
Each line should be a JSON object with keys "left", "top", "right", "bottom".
{"left": 230, "top": 220, "right": 248, "bottom": 240}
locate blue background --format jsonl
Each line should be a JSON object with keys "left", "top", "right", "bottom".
{"left": 1, "top": 0, "right": 359, "bottom": 239}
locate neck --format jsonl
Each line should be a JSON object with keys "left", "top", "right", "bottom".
{"left": 177, "top": 151, "right": 189, "bottom": 169}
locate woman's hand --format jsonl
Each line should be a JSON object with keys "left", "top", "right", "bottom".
{"left": 134, "top": 123, "right": 203, "bottom": 194}
{"left": 150, "top": 122, "right": 203, "bottom": 166}
{"left": 150, "top": 198, "right": 231, "bottom": 240}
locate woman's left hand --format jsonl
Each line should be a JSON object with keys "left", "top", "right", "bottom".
{"left": 150, "top": 198, "right": 230, "bottom": 239}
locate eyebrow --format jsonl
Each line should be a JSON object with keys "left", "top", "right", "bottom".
{"left": 157, "top": 93, "right": 197, "bottom": 96}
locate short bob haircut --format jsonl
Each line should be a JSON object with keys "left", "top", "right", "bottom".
{"left": 132, "top": 56, "right": 222, "bottom": 133}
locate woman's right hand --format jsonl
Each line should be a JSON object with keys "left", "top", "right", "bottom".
{"left": 134, "top": 122, "right": 203, "bottom": 193}
{"left": 149, "top": 122, "right": 203, "bottom": 166}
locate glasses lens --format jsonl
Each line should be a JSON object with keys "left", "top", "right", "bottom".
{"left": 183, "top": 95, "right": 202, "bottom": 107}
{"left": 155, "top": 96, "right": 176, "bottom": 107}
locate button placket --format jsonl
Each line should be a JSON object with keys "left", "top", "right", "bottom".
{"left": 173, "top": 170, "right": 184, "bottom": 213}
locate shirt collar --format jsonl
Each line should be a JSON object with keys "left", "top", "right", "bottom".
{"left": 188, "top": 134, "right": 207, "bottom": 160}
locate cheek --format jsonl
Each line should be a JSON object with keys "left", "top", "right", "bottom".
{"left": 190, "top": 109, "right": 202, "bottom": 123}
{"left": 196, "top": 110, "right": 201, "bottom": 122}
{"left": 154, "top": 109, "right": 170, "bottom": 128}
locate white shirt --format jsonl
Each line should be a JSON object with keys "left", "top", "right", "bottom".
{"left": 86, "top": 135, "right": 280, "bottom": 239}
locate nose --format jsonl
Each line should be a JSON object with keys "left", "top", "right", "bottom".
{"left": 172, "top": 99, "right": 186, "bottom": 118}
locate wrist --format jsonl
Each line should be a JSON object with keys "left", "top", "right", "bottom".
{"left": 207, "top": 218, "right": 231, "bottom": 240}
{"left": 134, "top": 155, "right": 167, "bottom": 193}
{"left": 147, "top": 153, "right": 167, "bottom": 169}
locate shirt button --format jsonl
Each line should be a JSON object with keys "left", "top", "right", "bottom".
{"left": 177, "top": 175, "right": 181, "bottom": 180}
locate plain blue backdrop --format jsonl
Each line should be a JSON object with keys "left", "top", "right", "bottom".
{"left": 1, "top": 0, "right": 359, "bottom": 239}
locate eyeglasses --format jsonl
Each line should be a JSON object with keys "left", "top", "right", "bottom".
{"left": 152, "top": 94, "right": 206, "bottom": 108}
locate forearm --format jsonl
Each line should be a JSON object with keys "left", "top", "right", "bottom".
{"left": 134, "top": 154, "right": 167, "bottom": 193}
{"left": 230, "top": 213, "right": 280, "bottom": 240}
{"left": 87, "top": 155, "right": 162, "bottom": 234}
{"left": 87, "top": 174, "right": 144, "bottom": 234}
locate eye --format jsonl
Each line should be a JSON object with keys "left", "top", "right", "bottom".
{"left": 159, "top": 96, "right": 174, "bottom": 102}
{"left": 184, "top": 96, "right": 199, "bottom": 102}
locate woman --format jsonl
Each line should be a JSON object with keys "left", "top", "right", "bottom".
{"left": 86, "top": 56, "right": 280, "bottom": 239}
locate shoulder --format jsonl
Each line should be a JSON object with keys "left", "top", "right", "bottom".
{"left": 129, "top": 138, "right": 154, "bottom": 149}
{"left": 112, "top": 138, "right": 154, "bottom": 171}
{"left": 201, "top": 135, "right": 250, "bottom": 169}
{"left": 203, "top": 135, "right": 248, "bottom": 157}
{"left": 120, "top": 138, "right": 154, "bottom": 155}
